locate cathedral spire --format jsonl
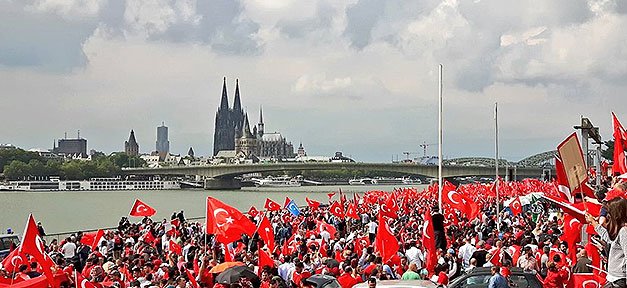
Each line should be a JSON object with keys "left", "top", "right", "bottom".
{"left": 257, "top": 105, "right": 264, "bottom": 138}
{"left": 220, "top": 77, "right": 229, "bottom": 110}
{"left": 233, "top": 79, "right": 242, "bottom": 113}
{"left": 242, "top": 113, "right": 253, "bottom": 138}
{"left": 259, "top": 105, "right": 263, "bottom": 124}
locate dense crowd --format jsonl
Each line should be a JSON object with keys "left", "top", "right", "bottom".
{"left": 1, "top": 176, "right": 627, "bottom": 288}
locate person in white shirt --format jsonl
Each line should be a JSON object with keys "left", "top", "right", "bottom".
{"left": 404, "top": 241, "right": 424, "bottom": 268}
{"left": 61, "top": 237, "right": 77, "bottom": 260}
{"left": 320, "top": 227, "right": 331, "bottom": 243}
{"left": 458, "top": 237, "right": 477, "bottom": 268}
{"left": 366, "top": 219, "right": 378, "bottom": 243}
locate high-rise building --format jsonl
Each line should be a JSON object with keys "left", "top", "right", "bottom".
{"left": 53, "top": 132, "right": 87, "bottom": 157}
{"left": 125, "top": 130, "right": 139, "bottom": 156}
{"left": 156, "top": 122, "right": 169, "bottom": 154}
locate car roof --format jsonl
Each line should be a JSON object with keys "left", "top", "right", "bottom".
{"left": 353, "top": 280, "right": 438, "bottom": 288}
{"left": 0, "top": 234, "right": 19, "bottom": 238}
{"left": 304, "top": 274, "right": 337, "bottom": 286}
{"left": 468, "top": 267, "right": 534, "bottom": 275}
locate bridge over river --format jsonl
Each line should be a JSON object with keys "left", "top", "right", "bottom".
{"left": 122, "top": 162, "right": 550, "bottom": 189}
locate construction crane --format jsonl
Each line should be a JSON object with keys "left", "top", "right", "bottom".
{"left": 419, "top": 141, "right": 437, "bottom": 157}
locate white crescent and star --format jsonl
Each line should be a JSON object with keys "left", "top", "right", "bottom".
{"left": 423, "top": 220, "right": 430, "bottom": 239}
{"left": 448, "top": 191, "right": 460, "bottom": 205}
{"left": 136, "top": 204, "right": 148, "bottom": 213}
{"left": 582, "top": 280, "right": 599, "bottom": 288}
{"left": 213, "top": 208, "right": 234, "bottom": 228}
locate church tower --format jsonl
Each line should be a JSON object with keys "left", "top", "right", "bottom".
{"left": 125, "top": 130, "right": 139, "bottom": 156}
{"left": 257, "top": 105, "right": 265, "bottom": 139}
{"left": 213, "top": 77, "right": 235, "bottom": 155}
{"left": 235, "top": 113, "right": 258, "bottom": 158}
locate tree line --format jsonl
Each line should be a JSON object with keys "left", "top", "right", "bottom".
{"left": 0, "top": 149, "right": 146, "bottom": 180}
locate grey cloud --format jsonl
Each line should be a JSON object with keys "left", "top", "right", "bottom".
{"left": 0, "top": 2, "right": 96, "bottom": 72}
{"left": 343, "top": 0, "right": 386, "bottom": 49}
{"left": 276, "top": 2, "right": 335, "bottom": 39}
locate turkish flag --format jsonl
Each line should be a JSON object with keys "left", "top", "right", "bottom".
{"left": 507, "top": 245, "right": 521, "bottom": 265}
{"left": 258, "top": 248, "right": 274, "bottom": 269}
{"left": 379, "top": 194, "right": 398, "bottom": 218}
{"left": 509, "top": 196, "right": 523, "bottom": 216}
{"left": 283, "top": 197, "right": 292, "bottom": 209}
{"left": 374, "top": 214, "right": 399, "bottom": 263}
{"left": 206, "top": 197, "right": 257, "bottom": 244}
{"left": 345, "top": 202, "right": 359, "bottom": 220}
{"left": 422, "top": 212, "right": 437, "bottom": 275}
{"left": 257, "top": 214, "right": 275, "bottom": 253}
{"left": 185, "top": 268, "right": 200, "bottom": 288}
{"left": 327, "top": 192, "right": 336, "bottom": 200}
{"left": 264, "top": 198, "right": 281, "bottom": 211}
{"left": 489, "top": 248, "right": 501, "bottom": 266}
{"left": 306, "top": 197, "right": 321, "bottom": 210}
{"left": 129, "top": 199, "right": 156, "bottom": 217}
{"left": 572, "top": 274, "right": 602, "bottom": 288}
{"left": 1, "top": 246, "right": 27, "bottom": 272}
{"left": 169, "top": 240, "right": 182, "bottom": 255}
{"left": 80, "top": 229, "right": 104, "bottom": 251}
{"left": 613, "top": 112, "right": 627, "bottom": 176}
{"left": 315, "top": 220, "right": 337, "bottom": 238}
{"left": 560, "top": 214, "right": 582, "bottom": 263}
{"left": 141, "top": 231, "right": 155, "bottom": 244}
{"left": 329, "top": 201, "right": 344, "bottom": 218}
{"left": 19, "top": 214, "right": 56, "bottom": 287}
{"left": 555, "top": 156, "right": 574, "bottom": 203}
{"left": 441, "top": 181, "right": 473, "bottom": 218}
{"left": 248, "top": 206, "right": 259, "bottom": 217}
{"left": 76, "top": 270, "right": 98, "bottom": 288}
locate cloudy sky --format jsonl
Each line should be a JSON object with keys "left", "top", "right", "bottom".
{"left": 1, "top": 0, "right": 626, "bottom": 162}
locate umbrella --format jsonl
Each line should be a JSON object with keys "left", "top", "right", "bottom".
{"left": 209, "top": 262, "right": 245, "bottom": 274}
{"left": 215, "top": 265, "right": 258, "bottom": 284}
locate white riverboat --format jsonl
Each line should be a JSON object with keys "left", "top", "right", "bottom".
{"left": 349, "top": 177, "right": 421, "bottom": 185}
{"left": 7, "top": 177, "right": 180, "bottom": 191}
{"left": 252, "top": 176, "right": 301, "bottom": 187}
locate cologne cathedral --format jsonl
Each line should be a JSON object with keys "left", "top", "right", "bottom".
{"left": 213, "top": 78, "right": 296, "bottom": 159}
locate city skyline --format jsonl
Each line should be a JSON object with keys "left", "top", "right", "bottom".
{"left": 1, "top": 1, "right": 627, "bottom": 162}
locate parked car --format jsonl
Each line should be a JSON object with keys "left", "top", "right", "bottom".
{"left": 353, "top": 279, "right": 440, "bottom": 288}
{"left": 0, "top": 234, "right": 20, "bottom": 259}
{"left": 448, "top": 267, "right": 542, "bottom": 288}
{"left": 304, "top": 275, "right": 341, "bottom": 288}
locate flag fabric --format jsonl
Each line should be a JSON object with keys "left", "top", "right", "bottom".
{"left": 129, "top": 199, "right": 157, "bottom": 217}
{"left": 185, "top": 268, "right": 200, "bottom": 288}
{"left": 555, "top": 156, "right": 574, "bottom": 203}
{"left": 572, "top": 273, "right": 602, "bottom": 288}
{"left": 306, "top": 197, "right": 321, "bottom": 210}
{"left": 257, "top": 214, "right": 275, "bottom": 253}
{"left": 613, "top": 112, "right": 627, "bottom": 176}
{"left": 206, "top": 197, "right": 257, "bottom": 244}
{"left": 329, "top": 201, "right": 344, "bottom": 218}
{"left": 258, "top": 248, "right": 274, "bottom": 270}
{"left": 169, "top": 240, "right": 182, "bottom": 255}
{"left": 283, "top": 197, "right": 292, "bottom": 209}
{"left": 1, "top": 246, "right": 27, "bottom": 272}
{"left": 542, "top": 195, "right": 601, "bottom": 223}
{"left": 345, "top": 202, "right": 359, "bottom": 220}
{"left": 422, "top": 212, "right": 437, "bottom": 275}
{"left": 264, "top": 198, "right": 281, "bottom": 211}
{"left": 315, "top": 220, "right": 337, "bottom": 239}
{"left": 19, "top": 214, "right": 56, "bottom": 288}
{"left": 560, "top": 214, "right": 582, "bottom": 263}
{"left": 379, "top": 194, "right": 398, "bottom": 218}
{"left": 248, "top": 206, "right": 259, "bottom": 217}
{"left": 327, "top": 192, "right": 336, "bottom": 200}
{"left": 509, "top": 196, "right": 523, "bottom": 216}
{"left": 141, "top": 231, "right": 155, "bottom": 244}
{"left": 374, "top": 214, "right": 399, "bottom": 263}
{"left": 286, "top": 200, "right": 301, "bottom": 216}
{"left": 76, "top": 271, "right": 98, "bottom": 288}
{"left": 80, "top": 229, "right": 104, "bottom": 251}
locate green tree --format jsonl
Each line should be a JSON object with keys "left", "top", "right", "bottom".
{"left": 602, "top": 140, "right": 615, "bottom": 161}
{"left": 60, "top": 161, "right": 85, "bottom": 180}
{"left": 28, "top": 159, "right": 47, "bottom": 176}
{"left": 3, "top": 160, "right": 32, "bottom": 180}
{"left": 0, "top": 149, "right": 43, "bottom": 171}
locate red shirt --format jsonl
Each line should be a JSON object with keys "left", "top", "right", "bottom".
{"left": 542, "top": 268, "right": 569, "bottom": 288}
{"left": 337, "top": 273, "right": 362, "bottom": 288}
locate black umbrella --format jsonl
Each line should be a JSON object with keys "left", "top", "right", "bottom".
{"left": 215, "top": 265, "right": 259, "bottom": 285}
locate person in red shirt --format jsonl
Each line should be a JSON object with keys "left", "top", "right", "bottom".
{"left": 541, "top": 257, "right": 569, "bottom": 288}
{"left": 337, "top": 267, "right": 362, "bottom": 288}
{"left": 291, "top": 262, "right": 311, "bottom": 288}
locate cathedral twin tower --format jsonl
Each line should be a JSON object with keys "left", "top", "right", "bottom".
{"left": 212, "top": 78, "right": 295, "bottom": 159}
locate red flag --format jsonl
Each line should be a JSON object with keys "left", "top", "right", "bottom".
{"left": 507, "top": 245, "right": 522, "bottom": 265}
{"left": 1, "top": 246, "right": 27, "bottom": 272}
{"left": 509, "top": 196, "right": 522, "bottom": 216}
{"left": 542, "top": 195, "right": 601, "bottom": 223}
{"left": 258, "top": 248, "right": 274, "bottom": 269}
{"left": 206, "top": 197, "right": 257, "bottom": 244}
{"left": 19, "top": 214, "right": 56, "bottom": 288}
{"left": 129, "top": 199, "right": 156, "bottom": 217}
{"left": 327, "top": 192, "right": 336, "bottom": 200}
{"left": 489, "top": 248, "right": 501, "bottom": 266}
{"left": 141, "top": 231, "right": 155, "bottom": 244}
{"left": 257, "top": 214, "right": 275, "bottom": 253}
{"left": 283, "top": 197, "right": 292, "bottom": 209}
{"left": 374, "top": 214, "right": 399, "bottom": 263}
{"left": 555, "top": 156, "right": 574, "bottom": 203}
{"left": 76, "top": 271, "right": 98, "bottom": 288}
{"left": 185, "top": 268, "right": 200, "bottom": 288}
{"left": 264, "top": 198, "right": 281, "bottom": 211}
{"left": 223, "top": 243, "right": 233, "bottom": 261}
{"left": 169, "top": 240, "right": 182, "bottom": 255}
{"left": 613, "top": 112, "right": 627, "bottom": 175}
{"left": 345, "top": 202, "right": 359, "bottom": 220}
{"left": 561, "top": 214, "right": 582, "bottom": 264}
{"left": 80, "top": 229, "right": 104, "bottom": 251}
{"left": 422, "top": 212, "right": 437, "bottom": 275}
{"left": 572, "top": 273, "right": 602, "bottom": 288}
{"left": 315, "top": 220, "right": 337, "bottom": 238}
{"left": 248, "top": 206, "right": 259, "bottom": 217}
{"left": 379, "top": 194, "right": 398, "bottom": 218}
{"left": 329, "top": 201, "right": 345, "bottom": 218}
{"left": 306, "top": 197, "right": 321, "bottom": 210}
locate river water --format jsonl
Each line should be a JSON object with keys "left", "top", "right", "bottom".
{"left": 0, "top": 184, "right": 427, "bottom": 236}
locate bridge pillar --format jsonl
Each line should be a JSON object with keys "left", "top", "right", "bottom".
{"left": 204, "top": 178, "right": 241, "bottom": 190}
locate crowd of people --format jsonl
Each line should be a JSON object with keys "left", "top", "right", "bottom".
{"left": 1, "top": 175, "right": 627, "bottom": 288}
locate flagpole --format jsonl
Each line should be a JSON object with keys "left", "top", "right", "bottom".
{"left": 495, "top": 102, "right": 500, "bottom": 233}
{"left": 438, "top": 64, "right": 443, "bottom": 212}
